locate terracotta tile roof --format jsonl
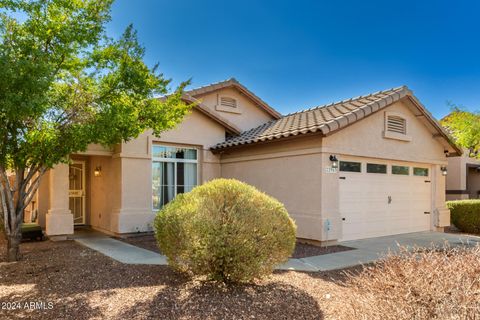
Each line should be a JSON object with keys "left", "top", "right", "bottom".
{"left": 211, "top": 86, "right": 461, "bottom": 155}
{"left": 185, "top": 78, "right": 282, "bottom": 119}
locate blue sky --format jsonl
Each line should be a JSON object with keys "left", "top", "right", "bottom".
{"left": 108, "top": 0, "right": 480, "bottom": 119}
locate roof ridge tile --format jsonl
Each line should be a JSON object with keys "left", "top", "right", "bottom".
{"left": 283, "top": 86, "right": 404, "bottom": 117}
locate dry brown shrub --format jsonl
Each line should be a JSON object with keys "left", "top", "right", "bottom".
{"left": 341, "top": 244, "right": 480, "bottom": 320}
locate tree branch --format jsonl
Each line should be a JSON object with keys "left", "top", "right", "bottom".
{"left": 20, "top": 167, "right": 47, "bottom": 213}
{"left": 18, "top": 165, "right": 39, "bottom": 197}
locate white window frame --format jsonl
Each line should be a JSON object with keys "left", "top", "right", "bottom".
{"left": 383, "top": 111, "right": 412, "bottom": 142}
{"left": 152, "top": 145, "right": 199, "bottom": 210}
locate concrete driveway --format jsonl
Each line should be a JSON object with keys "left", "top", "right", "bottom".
{"left": 278, "top": 231, "right": 480, "bottom": 272}
{"left": 73, "top": 229, "right": 480, "bottom": 272}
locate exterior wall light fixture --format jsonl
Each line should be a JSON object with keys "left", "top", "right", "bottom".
{"left": 441, "top": 166, "right": 448, "bottom": 176}
{"left": 329, "top": 155, "right": 339, "bottom": 169}
{"left": 94, "top": 166, "right": 102, "bottom": 177}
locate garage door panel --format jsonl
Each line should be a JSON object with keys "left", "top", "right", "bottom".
{"left": 388, "top": 217, "right": 412, "bottom": 231}
{"left": 340, "top": 161, "right": 432, "bottom": 241}
{"left": 364, "top": 221, "right": 392, "bottom": 234}
{"left": 342, "top": 223, "right": 361, "bottom": 237}
{"left": 345, "top": 212, "right": 389, "bottom": 224}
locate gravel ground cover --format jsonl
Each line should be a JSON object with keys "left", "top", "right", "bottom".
{"left": 2, "top": 235, "right": 478, "bottom": 319}
{"left": 120, "top": 234, "right": 354, "bottom": 259}
{"left": 0, "top": 237, "right": 359, "bottom": 320}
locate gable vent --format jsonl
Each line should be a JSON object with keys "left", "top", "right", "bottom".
{"left": 220, "top": 97, "right": 237, "bottom": 108}
{"left": 387, "top": 115, "right": 406, "bottom": 135}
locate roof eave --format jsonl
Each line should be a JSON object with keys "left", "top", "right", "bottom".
{"left": 211, "top": 86, "right": 463, "bottom": 156}
{"left": 181, "top": 95, "right": 242, "bottom": 135}
{"left": 210, "top": 129, "right": 324, "bottom": 154}
{"left": 404, "top": 94, "right": 463, "bottom": 157}
{"left": 186, "top": 79, "right": 282, "bottom": 119}
{"left": 230, "top": 81, "right": 282, "bottom": 119}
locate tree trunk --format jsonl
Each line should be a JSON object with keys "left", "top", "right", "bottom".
{"left": 0, "top": 166, "right": 46, "bottom": 261}
{"left": 7, "top": 234, "right": 21, "bottom": 262}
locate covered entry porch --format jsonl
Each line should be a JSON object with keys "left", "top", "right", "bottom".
{"left": 36, "top": 151, "right": 118, "bottom": 239}
{"left": 35, "top": 143, "right": 156, "bottom": 238}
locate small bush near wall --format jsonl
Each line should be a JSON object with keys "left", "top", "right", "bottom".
{"left": 154, "top": 179, "right": 296, "bottom": 283}
{"left": 342, "top": 245, "right": 480, "bottom": 319}
{"left": 446, "top": 200, "right": 480, "bottom": 234}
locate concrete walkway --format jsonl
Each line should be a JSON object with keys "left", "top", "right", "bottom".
{"left": 278, "top": 231, "right": 480, "bottom": 272}
{"left": 72, "top": 230, "right": 480, "bottom": 272}
{"left": 73, "top": 231, "right": 167, "bottom": 265}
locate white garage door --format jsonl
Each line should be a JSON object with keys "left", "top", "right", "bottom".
{"left": 339, "top": 160, "right": 432, "bottom": 241}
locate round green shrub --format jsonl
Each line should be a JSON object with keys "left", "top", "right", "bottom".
{"left": 154, "top": 178, "right": 297, "bottom": 283}
{"left": 446, "top": 200, "right": 480, "bottom": 234}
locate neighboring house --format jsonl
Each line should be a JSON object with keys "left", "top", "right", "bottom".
{"left": 35, "top": 78, "right": 461, "bottom": 243}
{"left": 446, "top": 150, "right": 480, "bottom": 200}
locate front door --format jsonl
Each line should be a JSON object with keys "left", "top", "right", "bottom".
{"left": 69, "top": 161, "right": 86, "bottom": 225}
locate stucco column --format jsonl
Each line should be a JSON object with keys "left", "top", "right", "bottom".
{"left": 433, "top": 164, "right": 450, "bottom": 231}
{"left": 45, "top": 163, "right": 73, "bottom": 240}
{"left": 109, "top": 155, "right": 155, "bottom": 234}
{"left": 319, "top": 153, "right": 341, "bottom": 243}
{"left": 446, "top": 154, "right": 468, "bottom": 200}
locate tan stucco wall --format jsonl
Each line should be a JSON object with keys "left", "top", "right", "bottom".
{"left": 106, "top": 109, "right": 226, "bottom": 234}
{"left": 220, "top": 135, "right": 324, "bottom": 240}
{"left": 324, "top": 99, "right": 449, "bottom": 233}
{"left": 220, "top": 98, "right": 450, "bottom": 242}
{"left": 35, "top": 94, "right": 451, "bottom": 241}
{"left": 446, "top": 194, "right": 469, "bottom": 201}
{"left": 446, "top": 149, "right": 480, "bottom": 200}
{"left": 36, "top": 171, "right": 50, "bottom": 228}
{"left": 45, "top": 163, "right": 74, "bottom": 238}
{"left": 466, "top": 167, "right": 480, "bottom": 199}
{"left": 447, "top": 156, "right": 466, "bottom": 191}
{"left": 323, "top": 100, "right": 447, "bottom": 164}
{"left": 195, "top": 87, "right": 275, "bottom": 131}
{"left": 88, "top": 155, "right": 115, "bottom": 233}
{"left": 35, "top": 108, "right": 229, "bottom": 235}
{"left": 36, "top": 164, "right": 73, "bottom": 236}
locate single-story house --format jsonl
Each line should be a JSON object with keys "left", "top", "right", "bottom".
{"left": 33, "top": 78, "right": 461, "bottom": 243}
{"left": 446, "top": 150, "right": 480, "bottom": 200}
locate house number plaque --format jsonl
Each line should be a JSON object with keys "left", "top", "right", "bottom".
{"left": 325, "top": 167, "right": 337, "bottom": 174}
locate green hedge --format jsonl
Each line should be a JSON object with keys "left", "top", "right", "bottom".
{"left": 154, "top": 178, "right": 297, "bottom": 283}
{"left": 446, "top": 200, "right": 480, "bottom": 234}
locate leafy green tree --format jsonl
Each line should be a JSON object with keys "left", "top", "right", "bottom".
{"left": 0, "top": 0, "right": 191, "bottom": 261}
{"left": 441, "top": 107, "right": 480, "bottom": 157}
